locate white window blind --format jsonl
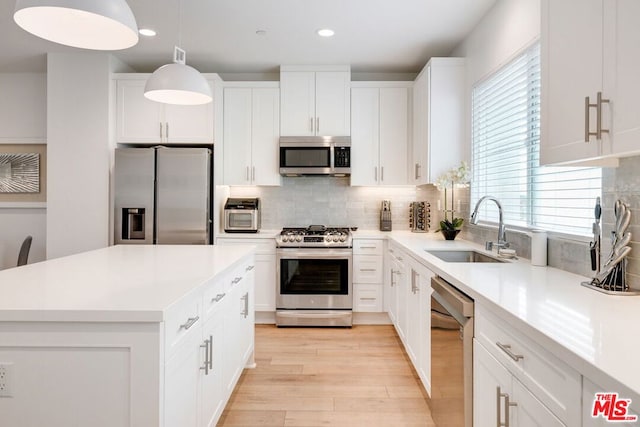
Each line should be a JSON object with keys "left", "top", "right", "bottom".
{"left": 471, "top": 42, "right": 601, "bottom": 236}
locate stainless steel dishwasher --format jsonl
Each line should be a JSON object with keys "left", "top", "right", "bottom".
{"left": 430, "top": 275, "right": 474, "bottom": 427}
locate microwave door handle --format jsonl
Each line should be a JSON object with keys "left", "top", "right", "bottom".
{"left": 330, "top": 144, "right": 335, "bottom": 171}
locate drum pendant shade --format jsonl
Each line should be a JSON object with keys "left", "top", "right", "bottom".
{"left": 13, "top": 0, "right": 139, "bottom": 50}
{"left": 144, "top": 61, "right": 212, "bottom": 105}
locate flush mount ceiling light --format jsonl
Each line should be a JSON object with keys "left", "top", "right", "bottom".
{"left": 317, "top": 28, "right": 335, "bottom": 37}
{"left": 144, "top": 47, "right": 212, "bottom": 106}
{"left": 13, "top": 0, "right": 139, "bottom": 50}
{"left": 139, "top": 28, "right": 157, "bottom": 37}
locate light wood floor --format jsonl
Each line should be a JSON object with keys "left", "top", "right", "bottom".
{"left": 218, "top": 324, "right": 436, "bottom": 427}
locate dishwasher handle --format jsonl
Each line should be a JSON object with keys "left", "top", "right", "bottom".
{"left": 431, "top": 276, "right": 474, "bottom": 318}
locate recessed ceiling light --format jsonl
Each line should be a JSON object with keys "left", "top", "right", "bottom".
{"left": 139, "top": 28, "right": 157, "bottom": 37}
{"left": 317, "top": 28, "right": 335, "bottom": 37}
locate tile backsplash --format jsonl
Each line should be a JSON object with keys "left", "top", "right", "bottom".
{"left": 226, "top": 155, "right": 640, "bottom": 287}
{"left": 228, "top": 177, "right": 440, "bottom": 231}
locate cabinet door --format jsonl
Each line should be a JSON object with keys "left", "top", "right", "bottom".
{"left": 604, "top": 0, "right": 640, "bottom": 157}
{"left": 405, "top": 267, "right": 420, "bottom": 364}
{"left": 251, "top": 88, "right": 281, "bottom": 186}
{"left": 473, "top": 340, "right": 512, "bottom": 427}
{"left": 541, "top": 0, "right": 603, "bottom": 165}
{"left": 379, "top": 87, "right": 409, "bottom": 185}
{"left": 116, "top": 79, "right": 163, "bottom": 143}
{"left": 200, "top": 310, "right": 226, "bottom": 427}
{"left": 350, "top": 87, "right": 380, "bottom": 186}
{"left": 394, "top": 256, "right": 408, "bottom": 342}
{"left": 511, "top": 379, "right": 565, "bottom": 427}
{"left": 163, "top": 81, "right": 214, "bottom": 143}
{"left": 385, "top": 253, "right": 398, "bottom": 323}
{"left": 315, "top": 71, "right": 351, "bottom": 136}
{"left": 418, "top": 266, "right": 433, "bottom": 395}
{"left": 223, "top": 88, "right": 253, "bottom": 185}
{"left": 254, "top": 253, "right": 276, "bottom": 311}
{"left": 164, "top": 342, "right": 200, "bottom": 427}
{"left": 411, "top": 71, "right": 428, "bottom": 185}
{"left": 280, "top": 71, "right": 315, "bottom": 136}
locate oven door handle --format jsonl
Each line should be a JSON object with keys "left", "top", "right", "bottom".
{"left": 276, "top": 249, "right": 353, "bottom": 259}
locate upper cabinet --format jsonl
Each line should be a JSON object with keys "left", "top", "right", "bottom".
{"left": 280, "top": 66, "right": 350, "bottom": 136}
{"left": 115, "top": 75, "right": 218, "bottom": 144}
{"left": 351, "top": 83, "right": 411, "bottom": 186}
{"left": 541, "top": 0, "right": 640, "bottom": 165}
{"left": 411, "top": 58, "right": 465, "bottom": 185}
{"left": 222, "top": 83, "right": 281, "bottom": 186}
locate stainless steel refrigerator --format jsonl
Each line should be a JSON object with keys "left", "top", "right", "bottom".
{"left": 114, "top": 147, "right": 212, "bottom": 245}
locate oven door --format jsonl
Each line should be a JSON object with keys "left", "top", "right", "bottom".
{"left": 276, "top": 248, "right": 353, "bottom": 310}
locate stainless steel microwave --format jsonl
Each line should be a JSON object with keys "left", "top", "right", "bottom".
{"left": 279, "top": 136, "right": 351, "bottom": 176}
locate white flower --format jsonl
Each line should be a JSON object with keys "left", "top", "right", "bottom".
{"left": 435, "top": 161, "right": 469, "bottom": 190}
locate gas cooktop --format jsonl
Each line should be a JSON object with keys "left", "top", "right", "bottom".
{"left": 275, "top": 225, "right": 353, "bottom": 248}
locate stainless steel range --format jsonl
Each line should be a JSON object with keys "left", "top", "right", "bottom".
{"left": 275, "top": 225, "right": 353, "bottom": 327}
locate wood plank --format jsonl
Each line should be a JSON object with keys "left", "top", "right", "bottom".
{"left": 218, "top": 325, "right": 435, "bottom": 427}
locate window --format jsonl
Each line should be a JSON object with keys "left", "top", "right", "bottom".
{"left": 471, "top": 42, "right": 601, "bottom": 236}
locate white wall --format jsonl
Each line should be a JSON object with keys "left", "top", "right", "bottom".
{"left": 47, "top": 53, "right": 112, "bottom": 259}
{"left": 0, "top": 73, "right": 47, "bottom": 270}
{"left": 451, "top": 0, "right": 540, "bottom": 159}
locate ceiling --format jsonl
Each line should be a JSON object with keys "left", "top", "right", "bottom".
{"left": 0, "top": 0, "right": 497, "bottom": 75}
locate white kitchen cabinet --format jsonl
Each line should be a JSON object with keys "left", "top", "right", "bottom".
{"left": 115, "top": 76, "right": 216, "bottom": 144}
{"left": 386, "top": 242, "right": 408, "bottom": 340}
{"left": 474, "top": 340, "right": 565, "bottom": 427}
{"left": 541, "top": 0, "right": 640, "bottom": 165}
{"left": 474, "top": 305, "right": 581, "bottom": 426}
{"left": 280, "top": 66, "right": 350, "bottom": 136}
{"left": 411, "top": 58, "right": 465, "bottom": 185}
{"left": 351, "top": 83, "right": 410, "bottom": 186}
{"left": 353, "top": 238, "right": 384, "bottom": 312}
{"left": 222, "top": 84, "right": 281, "bottom": 186}
{"left": 217, "top": 237, "right": 276, "bottom": 313}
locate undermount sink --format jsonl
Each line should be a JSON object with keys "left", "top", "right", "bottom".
{"left": 426, "top": 250, "right": 505, "bottom": 263}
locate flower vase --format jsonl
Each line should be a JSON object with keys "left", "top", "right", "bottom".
{"left": 441, "top": 229, "right": 461, "bottom": 241}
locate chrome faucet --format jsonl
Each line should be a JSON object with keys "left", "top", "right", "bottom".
{"left": 470, "top": 195, "right": 510, "bottom": 252}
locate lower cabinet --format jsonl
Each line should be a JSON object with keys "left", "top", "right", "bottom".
{"left": 474, "top": 305, "right": 581, "bottom": 427}
{"left": 474, "top": 340, "right": 564, "bottom": 427}
{"left": 217, "top": 237, "right": 276, "bottom": 312}
{"left": 166, "top": 255, "right": 256, "bottom": 427}
{"left": 385, "top": 242, "right": 432, "bottom": 395}
{"left": 353, "top": 238, "right": 384, "bottom": 312}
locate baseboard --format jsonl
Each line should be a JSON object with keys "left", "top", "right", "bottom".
{"left": 254, "top": 311, "right": 391, "bottom": 325}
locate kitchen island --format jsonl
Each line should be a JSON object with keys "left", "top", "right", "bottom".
{"left": 0, "top": 244, "right": 256, "bottom": 427}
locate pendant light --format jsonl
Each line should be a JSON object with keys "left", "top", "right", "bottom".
{"left": 13, "top": 0, "right": 139, "bottom": 50}
{"left": 144, "top": 0, "right": 212, "bottom": 105}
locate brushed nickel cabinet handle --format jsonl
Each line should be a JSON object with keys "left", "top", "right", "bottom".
{"left": 252, "top": 166, "right": 255, "bottom": 181}
{"left": 208, "top": 335, "right": 213, "bottom": 370}
{"left": 496, "top": 342, "right": 524, "bottom": 361}
{"left": 359, "top": 246, "right": 377, "bottom": 249}
{"left": 200, "top": 337, "right": 211, "bottom": 375}
{"left": 159, "top": 122, "right": 163, "bottom": 140}
{"left": 596, "top": 91, "right": 610, "bottom": 139}
{"left": 179, "top": 316, "right": 199, "bottom": 330}
{"left": 165, "top": 122, "right": 169, "bottom": 140}
{"left": 246, "top": 265, "right": 255, "bottom": 271}
{"left": 360, "top": 297, "right": 376, "bottom": 301}
{"left": 310, "top": 117, "right": 314, "bottom": 132}
{"left": 360, "top": 268, "right": 376, "bottom": 272}
{"left": 211, "top": 293, "right": 226, "bottom": 303}
{"left": 246, "top": 166, "right": 250, "bottom": 181}
{"left": 381, "top": 166, "right": 384, "bottom": 182}
{"left": 316, "top": 117, "right": 320, "bottom": 133}
{"left": 585, "top": 96, "right": 598, "bottom": 142}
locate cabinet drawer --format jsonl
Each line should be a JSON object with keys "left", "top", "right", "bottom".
{"left": 353, "top": 256, "right": 383, "bottom": 283}
{"left": 202, "top": 278, "right": 229, "bottom": 319}
{"left": 353, "top": 239, "right": 384, "bottom": 255}
{"left": 164, "top": 293, "right": 202, "bottom": 358}
{"left": 354, "top": 284, "right": 383, "bottom": 312}
{"left": 475, "top": 306, "right": 581, "bottom": 425}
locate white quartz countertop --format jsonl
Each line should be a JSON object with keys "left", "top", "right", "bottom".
{"left": 217, "top": 229, "right": 281, "bottom": 239}
{"left": 0, "top": 245, "right": 255, "bottom": 323}
{"left": 360, "top": 230, "right": 640, "bottom": 402}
